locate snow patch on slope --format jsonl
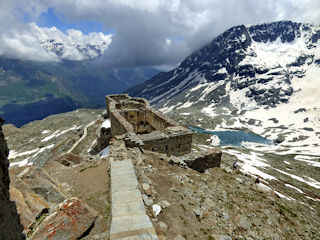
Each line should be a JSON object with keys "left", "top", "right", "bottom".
{"left": 41, "top": 125, "right": 79, "bottom": 142}
{"left": 275, "top": 169, "right": 320, "bottom": 189}
{"left": 223, "top": 149, "right": 277, "bottom": 180}
{"left": 242, "top": 36, "right": 309, "bottom": 68}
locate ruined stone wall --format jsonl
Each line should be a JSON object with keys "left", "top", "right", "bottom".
{"left": 106, "top": 94, "right": 129, "bottom": 116}
{"left": 0, "top": 118, "right": 25, "bottom": 239}
{"left": 106, "top": 94, "right": 193, "bottom": 156}
{"left": 142, "top": 133, "right": 192, "bottom": 156}
{"left": 145, "top": 109, "right": 178, "bottom": 131}
{"left": 107, "top": 94, "right": 176, "bottom": 133}
{"left": 106, "top": 94, "right": 129, "bottom": 103}
{"left": 142, "top": 136, "right": 169, "bottom": 155}
{"left": 120, "top": 109, "right": 155, "bottom": 134}
{"left": 168, "top": 134, "right": 192, "bottom": 156}
{"left": 110, "top": 111, "right": 134, "bottom": 136}
{"left": 120, "top": 110, "right": 140, "bottom": 133}
{"left": 120, "top": 100, "right": 146, "bottom": 110}
{"left": 107, "top": 95, "right": 136, "bottom": 136}
{"left": 135, "top": 110, "right": 154, "bottom": 133}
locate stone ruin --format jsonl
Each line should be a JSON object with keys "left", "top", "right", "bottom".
{"left": 104, "top": 95, "right": 221, "bottom": 239}
{"left": 106, "top": 94, "right": 193, "bottom": 156}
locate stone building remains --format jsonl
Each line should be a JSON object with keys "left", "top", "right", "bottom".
{"left": 106, "top": 94, "right": 193, "bottom": 156}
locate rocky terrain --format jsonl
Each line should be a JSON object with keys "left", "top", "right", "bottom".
{"left": 2, "top": 106, "right": 320, "bottom": 239}
{"left": 128, "top": 21, "right": 320, "bottom": 157}
{"left": 135, "top": 150, "right": 320, "bottom": 239}
{"left": 129, "top": 21, "right": 320, "bottom": 111}
{"left": 0, "top": 118, "right": 25, "bottom": 239}
{"left": 127, "top": 22, "right": 320, "bottom": 226}
{"left": 5, "top": 109, "right": 112, "bottom": 239}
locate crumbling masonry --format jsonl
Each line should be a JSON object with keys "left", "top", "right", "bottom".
{"left": 106, "top": 94, "right": 193, "bottom": 156}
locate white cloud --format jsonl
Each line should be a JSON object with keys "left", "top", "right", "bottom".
{"left": 0, "top": 28, "right": 59, "bottom": 61}
{"left": 0, "top": 0, "right": 319, "bottom": 65}
{"left": 29, "top": 23, "right": 112, "bottom": 60}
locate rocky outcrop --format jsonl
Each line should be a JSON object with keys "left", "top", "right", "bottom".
{"left": 0, "top": 118, "right": 10, "bottom": 201}
{"left": 31, "top": 198, "right": 97, "bottom": 240}
{"left": 129, "top": 21, "right": 320, "bottom": 110}
{"left": 184, "top": 149, "right": 222, "bottom": 173}
{"left": 0, "top": 118, "right": 25, "bottom": 239}
{"left": 169, "top": 148, "right": 222, "bottom": 173}
{"left": 11, "top": 166, "right": 67, "bottom": 233}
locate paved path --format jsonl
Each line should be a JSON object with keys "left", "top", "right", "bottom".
{"left": 110, "top": 158, "right": 158, "bottom": 240}
{"left": 67, "top": 120, "right": 96, "bottom": 154}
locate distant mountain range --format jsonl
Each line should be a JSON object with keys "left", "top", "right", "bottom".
{"left": 129, "top": 21, "right": 320, "bottom": 112}
{"left": 40, "top": 38, "right": 108, "bottom": 60}
{"left": 0, "top": 56, "right": 158, "bottom": 127}
{"left": 31, "top": 23, "right": 112, "bottom": 61}
{"left": 0, "top": 24, "right": 161, "bottom": 127}
{"left": 3, "top": 20, "right": 320, "bottom": 127}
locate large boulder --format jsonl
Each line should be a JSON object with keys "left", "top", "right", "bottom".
{"left": 0, "top": 118, "right": 25, "bottom": 239}
{"left": 184, "top": 149, "right": 222, "bottom": 173}
{"left": 31, "top": 198, "right": 97, "bottom": 240}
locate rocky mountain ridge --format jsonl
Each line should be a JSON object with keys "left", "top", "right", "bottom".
{"left": 128, "top": 20, "right": 320, "bottom": 164}
{"left": 129, "top": 20, "right": 320, "bottom": 110}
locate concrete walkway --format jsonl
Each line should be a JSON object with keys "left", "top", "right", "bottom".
{"left": 110, "top": 157, "right": 158, "bottom": 240}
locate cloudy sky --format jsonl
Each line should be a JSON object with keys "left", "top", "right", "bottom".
{"left": 0, "top": 0, "right": 319, "bottom": 68}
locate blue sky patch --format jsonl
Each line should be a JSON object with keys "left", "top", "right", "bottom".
{"left": 36, "top": 8, "right": 113, "bottom": 34}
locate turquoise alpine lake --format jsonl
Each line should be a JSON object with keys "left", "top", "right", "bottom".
{"left": 188, "top": 126, "right": 272, "bottom": 146}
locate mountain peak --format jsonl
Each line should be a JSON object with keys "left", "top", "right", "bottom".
{"left": 128, "top": 20, "right": 320, "bottom": 111}
{"left": 31, "top": 24, "right": 112, "bottom": 61}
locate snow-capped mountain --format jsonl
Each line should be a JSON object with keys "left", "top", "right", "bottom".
{"left": 31, "top": 23, "right": 112, "bottom": 60}
{"left": 129, "top": 20, "right": 320, "bottom": 159}
{"left": 40, "top": 37, "right": 109, "bottom": 60}
{"left": 129, "top": 21, "right": 320, "bottom": 111}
